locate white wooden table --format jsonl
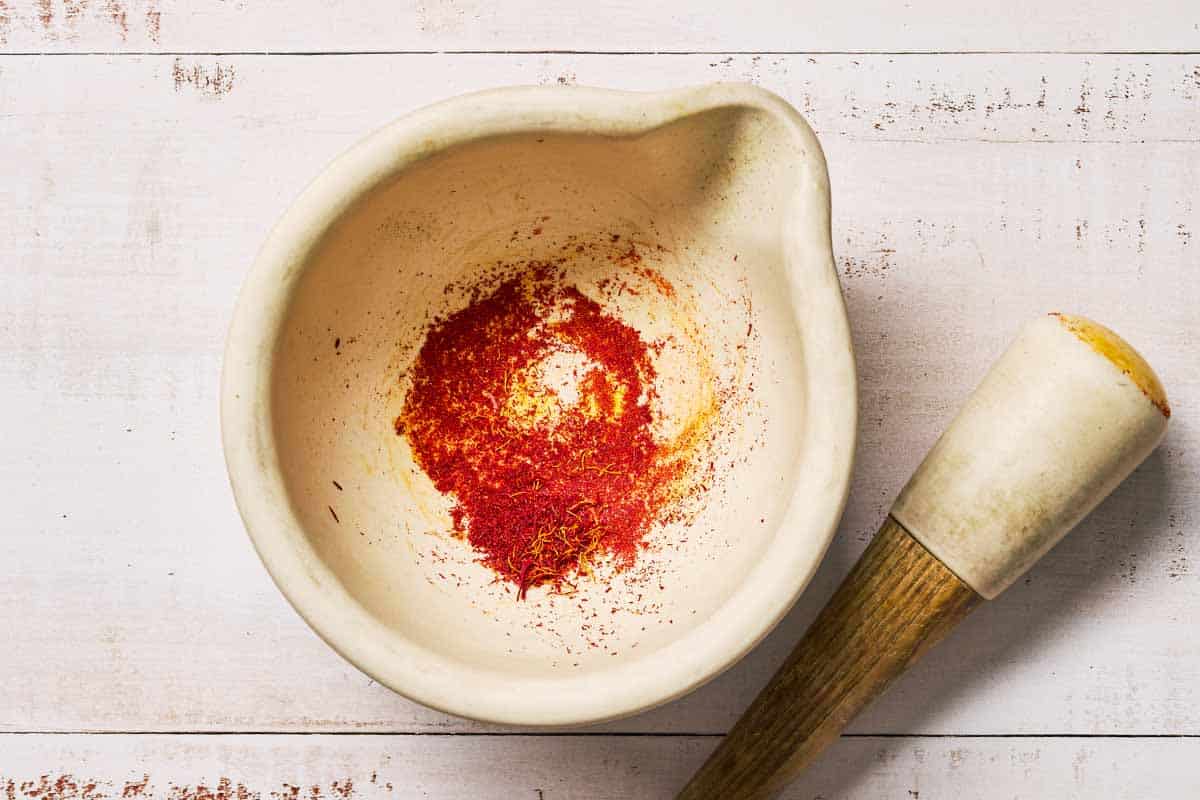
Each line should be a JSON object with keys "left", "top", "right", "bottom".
{"left": 3, "top": 2, "right": 1198, "bottom": 797}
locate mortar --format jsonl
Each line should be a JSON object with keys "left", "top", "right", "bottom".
{"left": 221, "top": 84, "right": 856, "bottom": 725}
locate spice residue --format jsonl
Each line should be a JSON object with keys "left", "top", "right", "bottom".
{"left": 398, "top": 263, "right": 708, "bottom": 599}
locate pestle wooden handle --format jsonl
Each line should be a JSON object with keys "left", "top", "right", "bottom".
{"left": 677, "top": 516, "right": 979, "bottom": 800}
{"left": 678, "top": 314, "right": 1170, "bottom": 800}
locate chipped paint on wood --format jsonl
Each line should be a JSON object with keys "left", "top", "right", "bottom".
{"left": 0, "top": 774, "right": 367, "bottom": 800}
{"left": 1, "top": 736, "right": 1199, "bottom": 798}
{"left": 1, "top": 0, "right": 1199, "bottom": 53}
{"left": 144, "top": 0, "right": 157, "bottom": 41}
{"left": 171, "top": 57, "right": 234, "bottom": 96}
{"left": 3, "top": 0, "right": 158, "bottom": 45}
{"left": 0, "top": 53, "right": 1195, "bottom": 742}
{"left": 103, "top": 0, "right": 126, "bottom": 38}
{"left": 0, "top": 37, "right": 1198, "bottom": 799}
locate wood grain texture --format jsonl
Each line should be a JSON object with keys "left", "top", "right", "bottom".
{"left": 2, "top": 734, "right": 1198, "bottom": 799}
{"left": 0, "top": 0, "right": 1198, "bottom": 54}
{"left": 1, "top": 53, "right": 1196, "bottom": 740}
{"left": 1, "top": 37, "right": 1199, "bottom": 800}
{"left": 679, "top": 518, "right": 982, "bottom": 799}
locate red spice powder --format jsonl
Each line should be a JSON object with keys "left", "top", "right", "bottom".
{"left": 400, "top": 264, "right": 692, "bottom": 599}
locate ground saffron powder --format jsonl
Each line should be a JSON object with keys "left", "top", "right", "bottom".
{"left": 399, "top": 264, "right": 690, "bottom": 599}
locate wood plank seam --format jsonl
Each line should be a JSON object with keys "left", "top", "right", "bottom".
{"left": 3, "top": 49, "right": 1200, "bottom": 56}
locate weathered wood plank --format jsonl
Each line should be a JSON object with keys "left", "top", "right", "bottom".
{"left": 1, "top": 53, "right": 1197, "bottom": 735}
{"left": 1, "top": 734, "right": 1197, "bottom": 798}
{"left": 1, "top": 0, "right": 1198, "bottom": 55}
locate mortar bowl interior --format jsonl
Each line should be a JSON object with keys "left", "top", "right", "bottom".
{"left": 222, "top": 84, "right": 856, "bottom": 726}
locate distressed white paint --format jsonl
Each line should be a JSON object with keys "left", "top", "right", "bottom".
{"left": 1, "top": 735, "right": 1198, "bottom": 798}
{"left": 2, "top": 52, "right": 1198, "bottom": 736}
{"left": 1, "top": 33, "right": 1198, "bottom": 800}
{"left": 1, "top": 0, "right": 1199, "bottom": 54}
{"left": 2, "top": 51, "right": 1198, "bottom": 736}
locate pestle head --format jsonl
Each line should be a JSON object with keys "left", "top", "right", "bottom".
{"left": 891, "top": 313, "right": 1169, "bottom": 599}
